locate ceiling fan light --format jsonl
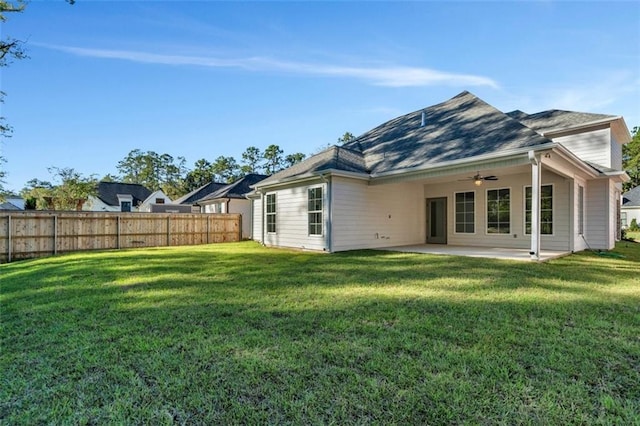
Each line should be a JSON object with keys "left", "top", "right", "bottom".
{"left": 474, "top": 179, "right": 483, "bottom": 186}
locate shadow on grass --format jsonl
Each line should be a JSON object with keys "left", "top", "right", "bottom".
{"left": 1, "top": 241, "right": 639, "bottom": 424}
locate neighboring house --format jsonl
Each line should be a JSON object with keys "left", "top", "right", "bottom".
{"left": 621, "top": 186, "right": 640, "bottom": 229}
{"left": 84, "top": 182, "right": 177, "bottom": 212}
{"left": 0, "top": 197, "right": 25, "bottom": 211}
{"left": 249, "top": 91, "right": 630, "bottom": 259}
{"left": 176, "top": 174, "right": 269, "bottom": 238}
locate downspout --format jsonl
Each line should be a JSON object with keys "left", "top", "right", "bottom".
{"left": 528, "top": 150, "right": 541, "bottom": 261}
{"left": 320, "top": 173, "right": 332, "bottom": 252}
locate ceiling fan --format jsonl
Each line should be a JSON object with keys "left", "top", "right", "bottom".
{"left": 460, "top": 172, "right": 499, "bottom": 186}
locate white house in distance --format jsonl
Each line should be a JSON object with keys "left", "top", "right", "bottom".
{"left": 84, "top": 181, "right": 185, "bottom": 213}
{"left": 621, "top": 186, "right": 640, "bottom": 229}
{"left": 249, "top": 91, "right": 630, "bottom": 260}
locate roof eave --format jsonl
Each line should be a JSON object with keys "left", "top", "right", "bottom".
{"left": 370, "top": 142, "right": 558, "bottom": 182}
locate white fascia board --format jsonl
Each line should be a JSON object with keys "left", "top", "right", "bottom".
{"left": 252, "top": 174, "right": 325, "bottom": 191}
{"left": 253, "top": 169, "right": 370, "bottom": 191}
{"left": 547, "top": 144, "right": 600, "bottom": 177}
{"left": 314, "top": 169, "right": 370, "bottom": 181}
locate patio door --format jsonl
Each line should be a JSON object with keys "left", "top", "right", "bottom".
{"left": 427, "top": 197, "right": 447, "bottom": 244}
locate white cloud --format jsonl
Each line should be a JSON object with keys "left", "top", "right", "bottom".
{"left": 42, "top": 44, "right": 499, "bottom": 89}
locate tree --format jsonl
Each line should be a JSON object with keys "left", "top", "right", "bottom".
{"left": 285, "top": 152, "right": 306, "bottom": 168}
{"left": 47, "top": 167, "right": 98, "bottom": 210}
{"left": 21, "top": 169, "right": 97, "bottom": 211}
{"left": 623, "top": 126, "right": 640, "bottom": 191}
{"left": 337, "top": 131, "right": 355, "bottom": 144}
{"left": 116, "top": 149, "right": 187, "bottom": 198}
{"left": 0, "top": 1, "right": 75, "bottom": 198}
{"left": 182, "top": 158, "right": 216, "bottom": 193}
{"left": 241, "top": 146, "right": 262, "bottom": 175}
{"left": 211, "top": 155, "right": 239, "bottom": 183}
{"left": 263, "top": 144, "right": 284, "bottom": 175}
{"left": 0, "top": 1, "right": 27, "bottom": 198}
{"left": 20, "top": 179, "right": 54, "bottom": 210}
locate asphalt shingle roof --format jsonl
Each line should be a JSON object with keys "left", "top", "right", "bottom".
{"left": 200, "top": 174, "right": 269, "bottom": 201}
{"left": 174, "top": 181, "right": 227, "bottom": 205}
{"left": 622, "top": 186, "right": 640, "bottom": 207}
{"left": 96, "top": 182, "right": 152, "bottom": 207}
{"left": 507, "top": 109, "right": 615, "bottom": 134}
{"left": 258, "top": 91, "right": 553, "bottom": 186}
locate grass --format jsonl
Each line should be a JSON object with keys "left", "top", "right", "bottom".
{"left": 1, "top": 242, "right": 639, "bottom": 424}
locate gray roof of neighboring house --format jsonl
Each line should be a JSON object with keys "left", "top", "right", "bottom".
{"left": 622, "top": 186, "right": 640, "bottom": 207}
{"left": 176, "top": 174, "right": 270, "bottom": 204}
{"left": 96, "top": 182, "right": 152, "bottom": 207}
{"left": 507, "top": 109, "right": 616, "bottom": 134}
{"left": 200, "top": 174, "right": 269, "bottom": 202}
{"left": 174, "top": 181, "right": 227, "bottom": 205}
{"left": 258, "top": 91, "right": 552, "bottom": 186}
{"left": 0, "top": 201, "right": 21, "bottom": 210}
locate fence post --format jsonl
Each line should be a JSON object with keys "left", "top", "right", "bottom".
{"left": 53, "top": 215, "right": 58, "bottom": 256}
{"left": 207, "top": 215, "right": 210, "bottom": 244}
{"left": 167, "top": 216, "right": 171, "bottom": 246}
{"left": 117, "top": 215, "right": 121, "bottom": 249}
{"left": 238, "top": 214, "right": 242, "bottom": 241}
{"left": 7, "top": 215, "right": 12, "bottom": 263}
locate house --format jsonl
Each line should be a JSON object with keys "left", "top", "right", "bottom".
{"left": 176, "top": 174, "right": 269, "bottom": 238}
{"left": 621, "top": 186, "right": 640, "bottom": 229}
{"left": 249, "top": 91, "right": 630, "bottom": 259}
{"left": 84, "top": 182, "right": 178, "bottom": 212}
{"left": 0, "top": 196, "right": 25, "bottom": 211}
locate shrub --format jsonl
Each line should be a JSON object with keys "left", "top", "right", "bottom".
{"left": 630, "top": 218, "right": 640, "bottom": 232}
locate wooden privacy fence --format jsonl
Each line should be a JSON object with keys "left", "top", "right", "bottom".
{"left": 0, "top": 211, "right": 241, "bottom": 263}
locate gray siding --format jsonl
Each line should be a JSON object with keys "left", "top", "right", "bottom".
{"left": 585, "top": 179, "right": 609, "bottom": 249}
{"left": 552, "top": 128, "right": 612, "bottom": 169}
{"left": 252, "top": 197, "right": 263, "bottom": 242}
{"left": 332, "top": 177, "right": 424, "bottom": 251}
{"left": 263, "top": 181, "right": 328, "bottom": 251}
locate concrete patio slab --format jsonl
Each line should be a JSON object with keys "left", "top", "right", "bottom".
{"left": 380, "top": 244, "right": 570, "bottom": 262}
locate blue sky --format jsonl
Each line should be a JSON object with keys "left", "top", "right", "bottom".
{"left": 2, "top": 1, "right": 639, "bottom": 193}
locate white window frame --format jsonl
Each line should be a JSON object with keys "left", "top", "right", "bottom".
{"left": 486, "top": 187, "right": 511, "bottom": 235}
{"left": 308, "top": 186, "right": 323, "bottom": 236}
{"left": 578, "top": 185, "right": 584, "bottom": 235}
{"left": 524, "top": 184, "right": 554, "bottom": 236}
{"left": 454, "top": 191, "right": 475, "bottom": 234}
{"left": 266, "top": 193, "right": 276, "bottom": 234}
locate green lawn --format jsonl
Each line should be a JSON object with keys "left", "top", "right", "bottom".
{"left": 2, "top": 242, "right": 639, "bottom": 424}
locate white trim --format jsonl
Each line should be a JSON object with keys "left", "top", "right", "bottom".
{"left": 307, "top": 186, "right": 324, "bottom": 237}
{"left": 523, "top": 183, "right": 555, "bottom": 237}
{"left": 265, "top": 193, "right": 277, "bottom": 234}
{"left": 485, "top": 187, "right": 512, "bottom": 236}
{"left": 453, "top": 190, "right": 476, "bottom": 235}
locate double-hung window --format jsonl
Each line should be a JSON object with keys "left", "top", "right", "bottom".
{"left": 266, "top": 194, "right": 276, "bottom": 233}
{"left": 455, "top": 191, "right": 475, "bottom": 233}
{"left": 308, "top": 187, "right": 323, "bottom": 236}
{"left": 525, "top": 185, "right": 553, "bottom": 235}
{"left": 487, "top": 188, "right": 510, "bottom": 234}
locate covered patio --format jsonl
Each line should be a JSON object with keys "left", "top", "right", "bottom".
{"left": 381, "top": 244, "right": 570, "bottom": 262}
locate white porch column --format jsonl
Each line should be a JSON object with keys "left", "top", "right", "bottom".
{"left": 528, "top": 151, "right": 541, "bottom": 260}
